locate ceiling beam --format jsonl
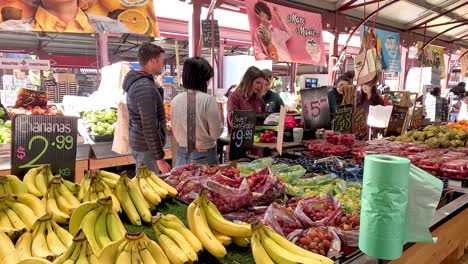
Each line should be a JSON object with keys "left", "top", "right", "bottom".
{"left": 406, "top": 0, "right": 467, "bottom": 30}
{"left": 449, "top": 33, "right": 468, "bottom": 43}
{"left": 421, "top": 23, "right": 466, "bottom": 49}
{"left": 337, "top": 0, "right": 359, "bottom": 12}
{"left": 411, "top": 19, "right": 468, "bottom": 30}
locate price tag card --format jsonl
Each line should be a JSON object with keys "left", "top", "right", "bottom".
{"left": 353, "top": 107, "right": 367, "bottom": 140}
{"left": 334, "top": 104, "right": 353, "bottom": 134}
{"left": 300, "top": 87, "right": 331, "bottom": 130}
{"left": 386, "top": 105, "right": 409, "bottom": 137}
{"left": 229, "top": 110, "right": 256, "bottom": 161}
{"left": 202, "top": 20, "right": 220, "bottom": 48}
{"left": 411, "top": 107, "right": 423, "bottom": 130}
{"left": 11, "top": 115, "right": 77, "bottom": 181}
{"left": 14, "top": 88, "right": 48, "bottom": 108}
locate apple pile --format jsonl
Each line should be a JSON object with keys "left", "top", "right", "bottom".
{"left": 9, "top": 105, "right": 62, "bottom": 115}
{"left": 295, "top": 227, "right": 335, "bottom": 256}
{"left": 260, "top": 130, "right": 276, "bottom": 143}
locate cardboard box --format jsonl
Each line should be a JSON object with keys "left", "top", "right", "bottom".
{"left": 53, "top": 73, "right": 76, "bottom": 83}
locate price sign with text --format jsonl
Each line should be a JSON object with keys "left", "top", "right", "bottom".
{"left": 386, "top": 105, "right": 408, "bottom": 137}
{"left": 300, "top": 87, "right": 330, "bottom": 130}
{"left": 11, "top": 115, "right": 77, "bottom": 181}
{"left": 229, "top": 110, "right": 256, "bottom": 161}
{"left": 334, "top": 104, "right": 353, "bottom": 134}
{"left": 202, "top": 20, "right": 220, "bottom": 48}
{"left": 353, "top": 107, "right": 367, "bottom": 140}
{"left": 14, "top": 88, "right": 48, "bottom": 108}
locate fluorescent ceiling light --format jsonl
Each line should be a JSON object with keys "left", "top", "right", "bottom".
{"left": 220, "top": 3, "right": 241, "bottom": 11}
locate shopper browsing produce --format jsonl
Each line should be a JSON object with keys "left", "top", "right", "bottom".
{"left": 171, "top": 57, "right": 224, "bottom": 166}
{"left": 123, "top": 43, "right": 171, "bottom": 174}
{"left": 261, "top": 69, "right": 284, "bottom": 113}
{"left": 227, "top": 66, "right": 267, "bottom": 132}
{"left": 328, "top": 75, "right": 351, "bottom": 120}
{"left": 0, "top": 0, "right": 130, "bottom": 33}
{"left": 424, "top": 87, "right": 449, "bottom": 123}
{"left": 355, "top": 80, "right": 385, "bottom": 139}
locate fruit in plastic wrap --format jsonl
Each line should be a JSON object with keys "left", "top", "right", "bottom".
{"left": 288, "top": 227, "right": 341, "bottom": 257}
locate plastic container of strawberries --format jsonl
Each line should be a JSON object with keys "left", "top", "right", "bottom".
{"left": 440, "top": 159, "right": 468, "bottom": 179}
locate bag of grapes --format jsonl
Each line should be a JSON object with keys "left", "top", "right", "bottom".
{"left": 287, "top": 226, "right": 341, "bottom": 258}
{"left": 166, "top": 164, "right": 203, "bottom": 187}
{"left": 264, "top": 203, "right": 303, "bottom": 237}
{"left": 205, "top": 177, "right": 253, "bottom": 214}
{"left": 294, "top": 194, "right": 342, "bottom": 228}
{"left": 249, "top": 172, "right": 286, "bottom": 206}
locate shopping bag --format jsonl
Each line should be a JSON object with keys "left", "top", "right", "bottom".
{"left": 354, "top": 48, "right": 378, "bottom": 85}
{"left": 112, "top": 97, "right": 132, "bottom": 155}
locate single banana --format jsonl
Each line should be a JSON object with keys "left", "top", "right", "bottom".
{"left": 10, "top": 193, "right": 45, "bottom": 217}
{"left": 211, "top": 228, "right": 232, "bottom": 246}
{"left": 100, "top": 176, "right": 117, "bottom": 189}
{"left": 123, "top": 177, "right": 152, "bottom": 223}
{"left": 81, "top": 205, "right": 105, "bottom": 256}
{"left": 61, "top": 179, "right": 79, "bottom": 194}
{"left": 159, "top": 217, "right": 203, "bottom": 253}
{"left": 138, "top": 177, "right": 162, "bottom": 206}
{"left": 141, "top": 175, "right": 169, "bottom": 198}
{"left": 34, "top": 170, "right": 48, "bottom": 196}
{"left": 2, "top": 181, "right": 14, "bottom": 194}
{"left": 0, "top": 208, "right": 15, "bottom": 231}
{"left": 115, "top": 179, "right": 141, "bottom": 226}
{"left": 5, "top": 201, "right": 36, "bottom": 229}
{"left": 75, "top": 240, "right": 89, "bottom": 264}
{"left": 97, "top": 191, "right": 106, "bottom": 200}
{"left": 154, "top": 227, "right": 189, "bottom": 264}
{"left": 251, "top": 232, "right": 275, "bottom": 264}
{"left": 163, "top": 214, "right": 186, "bottom": 227}
{"left": 138, "top": 247, "right": 157, "bottom": 264}
{"left": 130, "top": 241, "right": 142, "bottom": 264}
{"left": 53, "top": 187, "right": 75, "bottom": 215}
{"left": 95, "top": 206, "right": 112, "bottom": 250}
{"left": 106, "top": 208, "right": 125, "bottom": 242}
{"left": 18, "top": 257, "right": 52, "bottom": 264}
{"left": 190, "top": 201, "right": 226, "bottom": 258}
{"left": 15, "top": 230, "right": 32, "bottom": 260}
{"left": 232, "top": 237, "right": 250, "bottom": 247}
{"left": 98, "top": 170, "right": 120, "bottom": 182}
{"left": 148, "top": 171, "right": 177, "bottom": 196}
{"left": 31, "top": 222, "right": 53, "bottom": 258}
{"left": 69, "top": 241, "right": 83, "bottom": 262}
{"left": 45, "top": 221, "right": 67, "bottom": 256}
{"left": 0, "top": 184, "right": 5, "bottom": 194}
{"left": 69, "top": 202, "right": 100, "bottom": 235}
{"left": 262, "top": 225, "right": 334, "bottom": 263}
{"left": 201, "top": 193, "right": 251, "bottom": 237}
{"left": 56, "top": 183, "right": 81, "bottom": 208}
{"left": 0, "top": 232, "right": 20, "bottom": 264}
{"left": 109, "top": 194, "right": 122, "bottom": 214}
{"left": 23, "top": 167, "right": 43, "bottom": 197}
{"left": 52, "top": 236, "right": 77, "bottom": 264}
{"left": 51, "top": 220, "right": 73, "bottom": 247}
{"left": 78, "top": 171, "right": 91, "bottom": 201}
{"left": 145, "top": 238, "right": 170, "bottom": 264}
{"left": 99, "top": 237, "right": 126, "bottom": 264}
{"left": 5, "top": 175, "right": 28, "bottom": 193}
{"left": 4, "top": 206, "right": 27, "bottom": 230}
{"left": 157, "top": 223, "right": 198, "bottom": 262}
{"left": 115, "top": 240, "right": 130, "bottom": 264}
{"left": 45, "top": 193, "right": 69, "bottom": 224}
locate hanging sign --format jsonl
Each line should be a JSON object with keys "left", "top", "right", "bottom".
{"left": 334, "top": 104, "right": 353, "bottom": 134}
{"left": 0, "top": 0, "right": 159, "bottom": 37}
{"left": 361, "top": 27, "right": 401, "bottom": 72}
{"left": 229, "top": 110, "right": 256, "bottom": 161}
{"left": 0, "top": 58, "right": 50, "bottom": 70}
{"left": 386, "top": 106, "right": 408, "bottom": 136}
{"left": 416, "top": 42, "right": 446, "bottom": 79}
{"left": 11, "top": 115, "right": 77, "bottom": 181}
{"left": 244, "top": 0, "right": 325, "bottom": 65}
{"left": 300, "top": 87, "right": 330, "bottom": 130}
{"left": 202, "top": 19, "right": 220, "bottom": 48}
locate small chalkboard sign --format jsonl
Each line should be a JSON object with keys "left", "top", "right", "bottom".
{"left": 300, "top": 87, "right": 330, "bottom": 130}
{"left": 334, "top": 104, "right": 353, "bottom": 134}
{"left": 411, "top": 107, "right": 423, "bottom": 130}
{"left": 386, "top": 105, "right": 408, "bottom": 136}
{"left": 353, "top": 107, "right": 367, "bottom": 140}
{"left": 229, "top": 110, "right": 256, "bottom": 161}
{"left": 14, "top": 88, "right": 48, "bottom": 108}
{"left": 11, "top": 115, "right": 77, "bottom": 181}
{"left": 202, "top": 20, "right": 220, "bottom": 48}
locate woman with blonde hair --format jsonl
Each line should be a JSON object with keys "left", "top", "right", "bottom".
{"left": 227, "top": 66, "right": 267, "bottom": 132}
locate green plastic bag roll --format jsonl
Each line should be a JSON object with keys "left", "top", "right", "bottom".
{"left": 359, "top": 155, "right": 410, "bottom": 260}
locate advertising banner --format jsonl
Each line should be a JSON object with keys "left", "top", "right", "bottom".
{"left": 461, "top": 48, "right": 468, "bottom": 78}
{"left": 0, "top": 0, "right": 159, "bottom": 36}
{"left": 416, "top": 42, "right": 446, "bottom": 79}
{"left": 244, "top": 0, "right": 325, "bottom": 66}
{"left": 0, "top": 58, "right": 50, "bottom": 70}
{"left": 361, "top": 27, "right": 401, "bottom": 73}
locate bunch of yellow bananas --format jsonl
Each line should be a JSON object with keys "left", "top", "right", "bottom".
{"left": 0, "top": 175, "right": 27, "bottom": 194}
{"left": 69, "top": 197, "right": 126, "bottom": 257}
{"left": 152, "top": 213, "right": 203, "bottom": 264}
{"left": 15, "top": 213, "right": 73, "bottom": 261}
{"left": 251, "top": 223, "right": 334, "bottom": 264}
{"left": 78, "top": 170, "right": 119, "bottom": 201}
{"left": 115, "top": 172, "right": 152, "bottom": 226}
{"left": 0, "top": 231, "right": 19, "bottom": 264}
{"left": 82, "top": 174, "right": 121, "bottom": 214}
{"left": 0, "top": 192, "right": 45, "bottom": 237}
{"left": 187, "top": 189, "right": 252, "bottom": 259}
{"left": 23, "top": 166, "right": 78, "bottom": 198}
{"left": 99, "top": 232, "right": 170, "bottom": 264}
{"left": 54, "top": 229, "right": 100, "bottom": 264}
{"left": 42, "top": 175, "right": 81, "bottom": 224}
{"left": 132, "top": 164, "right": 178, "bottom": 210}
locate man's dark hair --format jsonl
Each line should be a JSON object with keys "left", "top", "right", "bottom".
{"left": 344, "top": 71, "right": 355, "bottom": 80}
{"left": 262, "top": 69, "right": 273, "bottom": 79}
{"left": 459, "top": 82, "right": 466, "bottom": 88}
{"left": 334, "top": 75, "right": 351, "bottom": 86}
{"left": 138, "top": 42, "right": 165, "bottom": 66}
{"left": 430, "top": 87, "right": 441, "bottom": 97}
{"left": 254, "top": 1, "right": 272, "bottom": 20}
{"left": 182, "top": 57, "right": 214, "bottom": 93}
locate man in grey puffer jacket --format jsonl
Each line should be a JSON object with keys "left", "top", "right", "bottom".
{"left": 122, "top": 43, "right": 171, "bottom": 174}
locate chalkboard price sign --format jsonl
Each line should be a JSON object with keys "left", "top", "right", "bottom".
{"left": 300, "top": 87, "right": 331, "bottom": 130}
{"left": 202, "top": 20, "right": 220, "bottom": 48}
{"left": 15, "top": 88, "right": 48, "bottom": 108}
{"left": 386, "top": 105, "right": 408, "bottom": 136}
{"left": 353, "top": 107, "right": 367, "bottom": 140}
{"left": 11, "top": 115, "right": 77, "bottom": 181}
{"left": 334, "top": 104, "right": 353, "bottom": 134}
{"left": 229, "top": 110, "right": 256, "bottom": 161}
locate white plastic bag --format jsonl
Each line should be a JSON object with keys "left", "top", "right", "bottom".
{"left": 112, "top": 96, "right": 132, "bottom": 155}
